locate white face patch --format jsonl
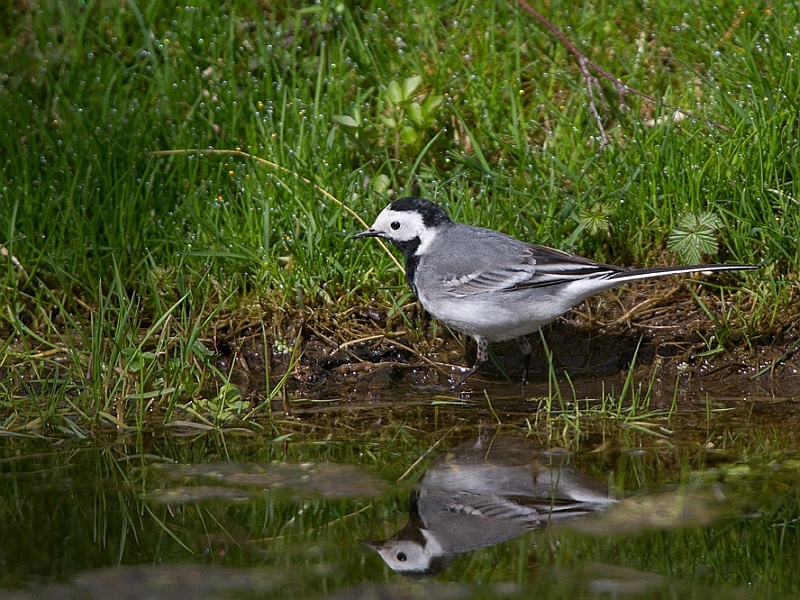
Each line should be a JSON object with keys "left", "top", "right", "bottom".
{"left": 375, "top": 540, "right": 430, "bottom": 572}
{"left": 370, "top": 207, "right": 438, "bottom": 254}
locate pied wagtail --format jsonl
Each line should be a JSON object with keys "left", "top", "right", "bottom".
{"left": 363, "top": 433, "right": 612, "bottom": 577}
{"left": 354, "top": 196, "right": 758, "bottom": 387}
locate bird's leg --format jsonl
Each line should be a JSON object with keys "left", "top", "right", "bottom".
{"left": 452, "top": 336, "right": 488, "bottom": 388}
{"left": 518, "top": 335, "right": 533, "bottom": 387}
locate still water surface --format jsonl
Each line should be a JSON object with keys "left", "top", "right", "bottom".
{"left": 1, "top": 397, "right": 799, "bottom": 599}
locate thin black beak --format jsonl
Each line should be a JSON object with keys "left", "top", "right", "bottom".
{"left": 360, "top": 540, "right": 383, "bottom": 551}
{"left": 352, "top": 229, "right": 379, "bottom": 239}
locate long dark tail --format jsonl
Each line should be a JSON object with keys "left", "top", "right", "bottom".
{"left": 606, "top": 263, "right": 759, "bottom": 284}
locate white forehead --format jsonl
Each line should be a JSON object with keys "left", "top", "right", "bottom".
{"left": 372, "top": 207, "right": 423, "bottom": 233}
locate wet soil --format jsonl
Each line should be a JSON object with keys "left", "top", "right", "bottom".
{"left": 215, "top": 280, "right": 800, "bottom": 405}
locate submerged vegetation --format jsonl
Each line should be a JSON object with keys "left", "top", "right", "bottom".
{"left": 0, "top": 0, "right": 799, "bottom": 432}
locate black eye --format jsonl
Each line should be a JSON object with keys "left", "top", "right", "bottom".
{"left": 396, "top": 552, "right": 408, "bottom": 562}
{"left": 390, "top": 221, "right": 401, "bottom": 230}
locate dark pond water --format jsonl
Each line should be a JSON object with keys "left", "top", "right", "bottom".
{"left": 1, "top": 396, "right": 799, "bottom": 599}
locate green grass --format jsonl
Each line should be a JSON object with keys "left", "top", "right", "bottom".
{"left": 0, "top": 0, "right": 798, "bottom": 430}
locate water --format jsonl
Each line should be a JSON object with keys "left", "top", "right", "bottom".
{"left": 1, "top": 398, "right": 799, "bottom": 599}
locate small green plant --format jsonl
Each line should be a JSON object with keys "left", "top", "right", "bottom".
{"left": 667, "top": 211, "right": 721, "bottom": 264}
{"left": 379, "top": 75, "right": 443, "bottom": 153}
{"left": 574, "top": 202, "right": 613, "bottom": 237}
{"left": 189, "top": 383, "right": 248, "bottom": 423}
{"left": 333, "top": 75, "right": 443, "bottom": 161}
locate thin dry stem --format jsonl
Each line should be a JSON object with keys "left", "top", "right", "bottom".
{"left": 149, "top": 148, "right": 405, "bottom": 273}
{"left": 516, "top": 0, "right": 730, "bottom": 145}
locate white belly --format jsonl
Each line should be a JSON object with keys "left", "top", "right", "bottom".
{"left": 417, "top": 289, "right": 575, "bottom": 342}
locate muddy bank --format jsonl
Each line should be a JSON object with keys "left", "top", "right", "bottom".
{"left": 215, "top": 280, "right": 800, "bottom": 404}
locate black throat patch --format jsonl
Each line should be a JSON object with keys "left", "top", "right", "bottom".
{"left": 388, "top": 238, "right": 421, "bottom": 295}
{"left": 386, "top": 197, "right": 452, "bottom": 296}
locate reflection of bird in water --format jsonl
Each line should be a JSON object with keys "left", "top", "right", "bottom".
{"left": 364, "top": 432, "right": 613, "bottom": 577}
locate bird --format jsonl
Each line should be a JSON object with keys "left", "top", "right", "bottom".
{"left": 354, "top": 196, "right": 758, "bottom": 387}
{"left": 363, "top": 433, "right": 613, "bottom": 577}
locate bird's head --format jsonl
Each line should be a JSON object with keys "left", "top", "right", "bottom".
{"left": 353, "top": 197, "right": 451, "bottom": 256}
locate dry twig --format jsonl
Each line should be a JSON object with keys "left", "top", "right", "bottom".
{"left": 150, "top": 148, "right": 405, "bottom": 273}
{"left": 516, "top": 0, "right": 730, "bottom": 147}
